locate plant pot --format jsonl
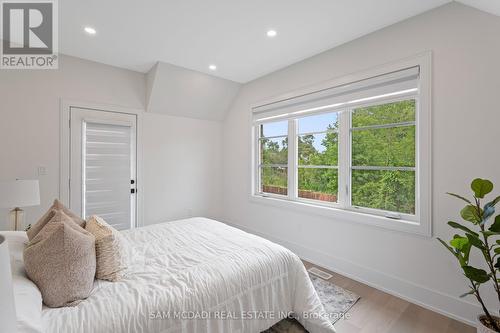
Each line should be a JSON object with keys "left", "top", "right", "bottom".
{"left": 477, "top": 314, "right": 500, "bottom": 333}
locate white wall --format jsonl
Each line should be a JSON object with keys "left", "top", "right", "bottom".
{"left": 222, "top": 3, "right": 500, "bottom": 324}
{"left": 142, "top": 113, "right": 222, "bottom": 223}
{"left": 0, "top": 54, "right": 223, "bottom": 229}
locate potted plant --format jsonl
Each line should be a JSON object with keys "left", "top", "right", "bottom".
{"left": 438, "top": 178, "right": 500, "bottom": 332}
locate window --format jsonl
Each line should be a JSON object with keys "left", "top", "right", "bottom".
{"left": 258, "top": 121, "right": 288, "bottom": 195}
{"left": 350, "top": 100, "right": 416, "bottom": 215}
{"left": 252, "top": 56, "right": 431, "bottom": 236}
{"left": 297, "top": 113, "right": 339, "bottom": 203}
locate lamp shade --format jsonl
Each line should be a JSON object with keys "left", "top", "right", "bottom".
{"left": 0, "top": 180, "right": 40, "bottom": 208}
{"left": 0, "top": 235, "right": 17, "bottom": 332}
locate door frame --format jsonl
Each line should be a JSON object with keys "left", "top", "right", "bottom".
{"left": 60, "top": 99, "right": 144, "bottom": 227}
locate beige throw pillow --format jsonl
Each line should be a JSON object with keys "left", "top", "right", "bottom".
{"left": 27, "top": 199, "right": 86, "bottom": 240}
{"left": 24, "top": 210, "right": 96, "bottom": 307}
{"left": 85, "top": 216, "right": 126, "bottom": 282}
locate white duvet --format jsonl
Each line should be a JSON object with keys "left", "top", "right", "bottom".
{"left": 42, "top": 218, "right": 335, "bottom": 333}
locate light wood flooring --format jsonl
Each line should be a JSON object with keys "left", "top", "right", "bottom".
{"left": 302, "top": 261, "right": 475, "bottom": 333}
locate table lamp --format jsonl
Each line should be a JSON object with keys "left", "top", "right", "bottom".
{"left": 0, "top": 180, "right": 40, "bottom": 231}
{"left": 0, "top": 234, "right": 17, "bottom": 332}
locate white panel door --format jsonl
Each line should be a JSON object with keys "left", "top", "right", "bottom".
{"left": 70, "top": 107, "right": 137, "bottom": 230}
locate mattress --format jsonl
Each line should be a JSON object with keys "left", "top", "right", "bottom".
{"left": 42, "top": 217, "right": 335, "bottom": 333}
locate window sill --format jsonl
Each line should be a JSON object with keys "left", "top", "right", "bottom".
{"left": 249, "top": 194, "right": 431, "bottom": 237}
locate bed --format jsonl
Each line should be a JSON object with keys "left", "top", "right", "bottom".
{"left": 8, "top": 217, "right": 335, "bottom": 333}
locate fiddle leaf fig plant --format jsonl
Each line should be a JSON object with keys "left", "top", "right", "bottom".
{"left": 438, "top": 178, "right": 500, "bottom": 332}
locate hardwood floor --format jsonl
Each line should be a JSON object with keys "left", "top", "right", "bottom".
{"left": 302, "top": 261, "right": 475, "bottom": 333}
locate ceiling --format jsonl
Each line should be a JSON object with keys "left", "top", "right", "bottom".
{"left": 457, "top": 0, "right": 500, "bottom": 16}
{"left": 59, "top": 0, "right": 497, "bottom": 83}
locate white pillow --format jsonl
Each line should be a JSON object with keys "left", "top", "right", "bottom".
{"left": 1, "top": 231, "right": 43, "bottom": 333}
{"left": 85, "top": 216, "right": 127, "bottom": 281}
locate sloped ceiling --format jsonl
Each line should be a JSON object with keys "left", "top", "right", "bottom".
{"left": 60, "top": 0, "right": 453, "bottom": 83}
{"left": 54, "top": 1, "right": 500, "bottom": 84}
{"left": 143, "top": 1, "right": 500, "bottom": 121}
{"left": 146, "top": 62, "right": 240, "bottom": 121}
{"left": 457, "top": 0, "right": 500, "bottom": 17}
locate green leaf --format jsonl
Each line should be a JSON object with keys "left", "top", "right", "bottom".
{"left": 490, "top": 215, "right": 500, "bottom": 232}
{"left": 452, "top": 235, "right": 472, "bottom": 265}
{"left": 459, "top": 290, "right": 475, "bottom": 298}
{"left": 495, "top": 247, "right": 500, "bottom": 255}
{"left": 462, "top": 266, "right": 490, "bottom": 283}
{"left": 495, "top": 257, "right": 500, "bottom": 269}
{"left": 460, "top": 205, "right": 482, "bottom": 224}
{"left": 437, "top": 238, "right": 458, "bottom": 258}
{"left": 471, "top": 178, "right": 493, "bottom": 199}
{"left": 447, "top": 192, "right": 472, "bottom": 204}
{"left": 466, "top": 233, "right": 486, "bottom": 251}
{"left": 447, "top": 221, "right": 479, "bottom": 236}
{"left": 486, "top": 196, "right": 500, "bottom": 207}
{"left": 450, "top": 236, "right": 469, "bottom": 251}
{"left": 481, "top": 231, "right": 497, "bottom": 238}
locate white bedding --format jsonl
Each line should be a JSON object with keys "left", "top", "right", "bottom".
{"left": 42, "top": 218, "right": 335, "bottom": 333}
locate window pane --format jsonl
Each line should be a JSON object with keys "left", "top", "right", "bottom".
{"left": 298, "top": 168, "right": 338, "bottom": 203}
{"left": 260, "top": 137, "right": 288, "bottom": 165}
{"left": 351, "top": 170, "right": 415, "bottom": 214}
{"left": 352, "top": 126, "right": 415, "bottom": 167}
{"left": 261, "top": 167, "right": 287, "bottom": 195}
{"left": 260, "top": 121, "right": 288, "bottom": 137}
{"left": 298, "top": 112, "right": 338, "bottom": 134}
{"left": 298, "top": 133, "right": 338, "bottom": 166}
{"left": 352, "top": 100, "right": 415, "bottom": 128}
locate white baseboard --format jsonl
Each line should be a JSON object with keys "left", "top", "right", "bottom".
{"left": 222, "top": 221, "right": 480, "bottom": 326}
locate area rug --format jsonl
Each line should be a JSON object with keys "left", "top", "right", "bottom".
{"left": 262, "top": 273, "right": 360, "bottom": 332}
{"left": 308, "top": 273, "right": 360, "bottom": 324}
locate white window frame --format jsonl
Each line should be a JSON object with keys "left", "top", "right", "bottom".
{"left": 296, "top": 119, "right": 339, "bottom": 206}
{"left": 256, "top": 130, "right": 289, "bottom": 198}
{"left": 250, "top": 53, "right": 431, "bottom": 237}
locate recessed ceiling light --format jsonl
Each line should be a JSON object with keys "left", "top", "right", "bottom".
{"left": 84, "top": 26, "right": 96, "bottom": 35}
{"left": 209, "top": 64, "right": 217, "bottom": 71}
{"left": 267, "top": 30, "right": 277, "bottom": 38}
